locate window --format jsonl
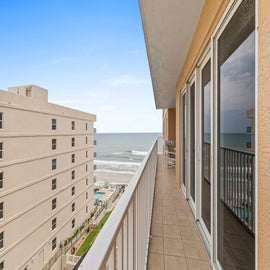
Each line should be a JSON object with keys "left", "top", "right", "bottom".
{"left": 0, "top": 113, "right": 2, "bottom": 129}
{"left": 85, "top": 137, "right": 88, "bottom": 144}
{"left": 72, "top": 202, "right": 75, "bottom": 212}
{"left": 71, "top": 137, "right": 75, "bottom": 147}
{"left": 86, "top": 150, "right": 88, "bottom": 158}
{"left": 72, "top": 186, "right": 75, "bottom": 196}
{"left": 52, "top": 139, "right": 57, "bottom": 150}
{"left": 72, "top": 218, "right": 75, "bottom": 229}
{"left": 25, "top": 88, "right": 31, "bottom": 97}
{"left": 71, "top": 121, "right": 75, "bottom": 130}
{"left": 86, "top": 178, "right": 88, "bottom": 186}
{"left": 86, "top": 164, "right": 88, "bottom": 172}
{"left": 52, "top": 119, "right": 56, "bottom": 130}
{"left": 0, "top": 232, "right": 3, "bottom": 249}
{"left": 0, "top": 143, "right": 3, "bottom": 159}
{"left": 52, "top": 178, "right": 57, "bottom": 191}
{"left": 217, "top": 1, "right": 255, "bottom": 269}
{"left": 52, "top": 218, "right": 57, "bottom": 230}
{"left": 52, "top": 198, "right": 57, "bottom": 210}
{"left": 0, "top": 172, "right": 3, "bottom": 189}
{"left": 71, "top": 154, "right": 75, "bottom": 163}
{"left": 52, "top": 237, "right": 57, "bottom": 251}
{"left": 0, "top": 202, "right": 3, "bottom": 219}
{"left": 71, "top": 170, "right": 75, "bottom": 180}
{"left": 52, "top": 159, "right": 57, "bottom": 170}
{"left": 0, "top": 261, "right": 4, "bottom": 270}
{"left": 86, "top": 206, "right": 88, "bottom": 213}
{"left": 86, "top": 122, "right": 88, "bottom": 130}
{"left": 86, "top": 192, "right": 88, "bottom": 200}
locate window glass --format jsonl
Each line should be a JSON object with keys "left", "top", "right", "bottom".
{"left": 217, "top": 1, "right": 255, "bottom": 268}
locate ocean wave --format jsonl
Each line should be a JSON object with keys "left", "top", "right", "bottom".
{"left": 94, "top": 159, "right": 140, "bottom": 173}
{"left": 95, "top": 169, "right": 135, "bottom": 175}
{"left": 131, "top": 150, "right": 147, "bottom": 156}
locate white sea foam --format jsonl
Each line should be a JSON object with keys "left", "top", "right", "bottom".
{"left": 131, "top": 150, "right": 147, "bottom": 156}
{"left": 94, "top": 159, "right": 140, "bottom": 174}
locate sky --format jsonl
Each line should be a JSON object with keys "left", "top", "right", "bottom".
{"left": 0, "top": 0, "right": 161, "bottom": 133}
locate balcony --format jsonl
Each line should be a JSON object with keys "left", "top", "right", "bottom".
{"left": 76, "top": 140, "right": 211, "bottom": 270}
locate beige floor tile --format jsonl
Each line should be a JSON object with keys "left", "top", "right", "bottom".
{"left": 186, "top": 258, "right": 211, "bottom": 270}
{"left": 180, "top": 226, "right": 200, "bottom": 241}
{"left": 163, "top": 237, "right": 185, "bottom": 257}
{"left": 153, "top": 213, "right": 163, "bottom": 224}
{"left": 151, "top": 223, "right": 163, "bottom": 237}
{"left": 182, "top": 240, "right": 208, "bottom": 260}
{"left": 149, "top": 236, "right": 164, "bottom": 254}
{"left": 147, "top": 252, "right": 164, "bottom": 270}
{"left": 178, "top": 216, "right": 195, "bottom": 227}
{"left": 163, "top": 206, "right": 176, "bottom": 215}
{"left": 163, "top": 214, "right": 178, "bottom": 225}
{"left": 164, "top": 255, "right": 188, "bottom": 270}
{"left": 163, "top": 224, "right": 181, "bottom": 238}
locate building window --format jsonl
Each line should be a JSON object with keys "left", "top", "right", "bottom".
{"left": 0, "top": 143, "right": 3, "bottom": 159}
{"left": 52, "top": 198, "right": 57, "bottom": 210}
{"left": 72, "top": 219, "right": 75, "bottom": 229}
{"left": 0, "top": 261, "right": 4, "bottom": 270}
{"left": 71, "top": 137, "right": 75, "bottom": 147}
{"left": 71, "top": 154, "right": 75, "bottom": 163}
{"left": 52, "top": 218, "right": 57, "bottom": 230}
{"left": 85, "top": 137, "right": 88, "bottom": 144}
{"left": 86, "top": 192, "right": 88, "bottom": 200}
{"left": 0, "top": 202, "right": 3, "bottom": 219}
{"left": 72, "top": 202, "right": 75, "bottom": 212}
{"left": 0, "top": 232, "right": 3, "bottom": 249}
{"left": 52, "top": 119, "right": 56, "bottom": 130}
{"left": 86, "top": 206, "right": 88, "bottom": 213}
{"left": 86, "top": 178, "right": 88, "bottom": 186}
{"left": 71, "top": 121, "right": 75, "bottom": 130}
{"left": 71, "top": 170, "right": 75, "bottom": 180}
{"left": 0, "top": 172, "right": 3, "bottom": 189}
{"left": 52, "top": 237, "right": 57, "bottom": 251}
{"left": 52, "top": 178, "right": 57, "bottom": 191}
{"left": 86, "top": 122, "right": 88, "bottom": 130}
{"left": 86, "top": 164, "right": 88, "bottom": 172}
{"left": 0, "top": 113, "right": 2, "bottom": 129}
{"left": 86, "top": 150, "right": 88, "bottom": 158}
{"left": 52, "top": 139, "right": 57, "bottom": 150}
{"left": 52, "top": 159, "right": 57, "bottom": 170}
{"left": 72, "top": 186, "right": 75, "bottom": 196}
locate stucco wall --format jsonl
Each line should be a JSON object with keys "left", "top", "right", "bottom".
{"left": 175, "top": 0, "right": 229, "bottom": 185}
{"left": 258, "top": 0, "right": 270, "bottom": 268}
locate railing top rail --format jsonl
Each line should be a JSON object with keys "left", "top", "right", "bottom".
{"left": 203, "top": 141, "right": 254, "bottom": 156}
{"left": 77, "top": 139, "right": 158, "bottom": 270}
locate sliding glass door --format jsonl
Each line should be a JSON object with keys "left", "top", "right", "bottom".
{"left": 217, "top": 0, "right": 255, "bottom": 269}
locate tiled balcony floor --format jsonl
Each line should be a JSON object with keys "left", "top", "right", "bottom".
{"left": 147, "top": 155, "right": 211, "bottom": 270}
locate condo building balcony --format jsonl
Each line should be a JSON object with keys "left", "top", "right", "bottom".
{"left": 75, "top": 136, "right": 255, "bottom": 270}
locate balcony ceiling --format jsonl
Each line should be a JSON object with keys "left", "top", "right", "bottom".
{"left": 139, "top": 0, "right": 204, "bottom": 109}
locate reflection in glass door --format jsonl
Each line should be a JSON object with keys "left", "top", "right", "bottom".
{"left": 217, "top": 0, "right": 255, "bottom": 269}
{"left": 201, "top": 60, "right": 211, "bottom": 235}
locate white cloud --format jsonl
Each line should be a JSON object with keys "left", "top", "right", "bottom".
{"left": 87, "top": 90, "right": 111, "bottom": 99}
{"left": 127, "top": 49, "right": 139, "bottom": 55}
{"left": 108, "top": 75, "right": 150, "bottom": 86}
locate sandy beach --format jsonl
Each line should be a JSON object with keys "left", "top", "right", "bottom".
{"left": 94, "top": 171, "right": 134, "bottom": 185}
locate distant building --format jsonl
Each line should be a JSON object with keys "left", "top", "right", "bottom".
{"left": 0, "top": 85, "right": 96, "bottom": 269}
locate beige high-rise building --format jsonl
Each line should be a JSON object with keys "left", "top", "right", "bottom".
{"left": 0, "top": 85, "right": 96, "bottom": 269}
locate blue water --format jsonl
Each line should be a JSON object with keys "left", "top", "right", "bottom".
{"left": 204, "top": 133, "right": 251, "bottom": 151}
{"left": 94, "top": 133, "right": 162, "bottom": 175}
{"left": 94, "top": 192, "right": 105, "bottom": 200}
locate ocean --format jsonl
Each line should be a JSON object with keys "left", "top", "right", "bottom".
{"left": 94, "top": 133, "right": 162, "bottom": 176}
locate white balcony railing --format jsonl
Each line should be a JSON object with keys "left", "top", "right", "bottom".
{"left": 76, "top": 139, "right": 158, "bottom": 270}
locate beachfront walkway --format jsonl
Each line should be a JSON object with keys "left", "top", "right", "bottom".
{"left": 147, "top": 155, "right": 211, "bottom": 270}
